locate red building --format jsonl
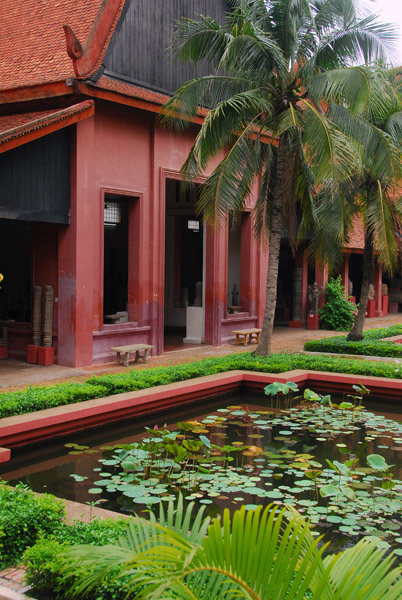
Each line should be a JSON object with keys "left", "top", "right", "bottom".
{"left": 0, "top": 0, "right": 389, "bottom": 367}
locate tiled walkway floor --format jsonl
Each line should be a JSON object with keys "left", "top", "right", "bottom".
{"left": 0, "top": 567, "right": 32, "bottom": 599}
{"left": 0, "top": 315, "right": 401, "bottom": 597}
{"left": 1, "top": 314, "right": 401, "bottom": 391}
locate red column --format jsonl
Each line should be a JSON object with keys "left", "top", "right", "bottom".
{"left": 341, "top": 255, "right": 350, "bottom": 300}
{"left": 374, "top": 262, "right": 383, "bottom": 317}
{"left": 204, "top": 223, "right": 228, "bottom": 346}
{"left": 57, "top": 118, "right": 95, "bottom": 367}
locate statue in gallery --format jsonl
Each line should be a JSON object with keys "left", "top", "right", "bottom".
{"left": 307, "top": 282, "right": 323, "bottom": 314}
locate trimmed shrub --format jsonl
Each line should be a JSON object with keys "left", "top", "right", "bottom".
{"left": 23, "top": 517, "right": 135, "bottom": 600}
{"left": 318, "top": 276, "right": 356, "bottom": 331}
{"left": 305, "top": 324, "right": 402, "bottom": 357}
{"left": 0, "top": 383, "right": 108, "bottom": 418}
{"left": 1, "top": 350, "right": 402, "bottom": 421}
{"left": 0, "top": 482, "right": 65, "bottom": 566}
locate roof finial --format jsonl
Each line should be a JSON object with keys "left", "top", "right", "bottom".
{"left": 63, "top": 25, "right": 83, "bottom": 60}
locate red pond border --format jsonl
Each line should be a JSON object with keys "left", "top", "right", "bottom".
{"left": 0, "top": 368, "right": 401, "bottom": 461}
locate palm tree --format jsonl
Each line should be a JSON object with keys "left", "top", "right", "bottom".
{"left": 308, "top": 67, "right": 402, "bottom": 340}
{"left": 61, "top": 502, "right": 402, "bottom": 599}
{"left": 160, "top": 0, "right": 396, "bottom": 355}
{"left": 346, "top": 74, "right": 402, "bottom": 340}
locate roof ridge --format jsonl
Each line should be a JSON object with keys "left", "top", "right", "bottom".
{"left": 63, "top": 0, "right": 126, "bottom": 79}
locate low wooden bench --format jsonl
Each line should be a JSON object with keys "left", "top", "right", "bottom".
{"left": 110, "top": 344, "right": 153, "bottom": 367}
{"left": 232, "top": 328, "right": 262, "bottom": 346}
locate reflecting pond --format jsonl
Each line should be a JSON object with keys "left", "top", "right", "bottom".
{"left": 1, "top": 388, "right": 402, "bottom": 556}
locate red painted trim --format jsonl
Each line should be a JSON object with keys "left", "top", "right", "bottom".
{"left": 0, "top": 448, "right": 10, "bottom": 464}
{"left": 0, "top": 101, "right": 94, "bottom": 154}
{"left": 1, "top": 369, "right": 402, "bottom": 449}
{"left": 64, "top": 0, "right": 126, "bottom": 78}
{"left": 0, "top": 80, "right": 74, "bottom": 105}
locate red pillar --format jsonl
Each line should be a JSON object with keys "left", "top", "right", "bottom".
{"left": 341, "top": 255, "right": 350, "bottom": 300}
{"left": 57, "top": 118, "right": 95, "bottom": 367}
{"left": 374, "top": 262, "right": 383, "bottom": 317}
{"left": 204, "top": 224, "right": 228, "bottom": 346}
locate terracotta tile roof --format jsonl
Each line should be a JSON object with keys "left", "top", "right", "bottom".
{"left": 94, "top": 76, "right": 170, "bottom": 105}
{"left": 345, "top": 216, "right": 365, "bottom": 250}
{"left": 0, "top": 101, "right": 94, "bottom": 152}
{"left": 0, "top": 0, "right": 104, "bottom": 90}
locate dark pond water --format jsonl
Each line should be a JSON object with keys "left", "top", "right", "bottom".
{"left": 1, "top": 390, "right": 402, "bottom": 557}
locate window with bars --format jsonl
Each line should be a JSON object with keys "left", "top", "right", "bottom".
{"left": 104, "top": 201, "right": 121, "bottom": 224}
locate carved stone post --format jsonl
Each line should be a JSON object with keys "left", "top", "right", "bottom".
{"left": 32, "top": 285, "right": 42, "bottom": 346}
{"left": 42, "top": 285, "right": 54, "bottom": 347}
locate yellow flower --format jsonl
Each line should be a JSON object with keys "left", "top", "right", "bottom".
{"left": 0, "top": 274, "right": 3, "bottom": 283}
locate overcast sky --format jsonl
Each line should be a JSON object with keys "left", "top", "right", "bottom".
{"left": 365, "top": 0, "right": 402, "bottom": 65}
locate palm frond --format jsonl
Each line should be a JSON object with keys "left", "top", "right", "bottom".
{"left": 197, "top": 127, "right": 266, "bottom": 225}
{"left": 172, "top": 16, "right": 231, "bottom": 68}
{"left": 159, "top": 74, "right": 255, "bottom": 131}
{"left": 301, "top": 99, "right": 357, "bottom": 183}
{"left": 308, "top": 66, "right": 373, "bottom": 114}
{"left": 366, "top": 181, "right": 400, "bottom": 271}
{"left": 324, "top": 537, "right": 402, "bottom": 600}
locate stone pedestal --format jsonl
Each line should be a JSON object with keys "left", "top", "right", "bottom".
{"left": 27, "top": 345, "right": 39, "bottom": 364}
{"left": 0, "top": 346, "right": 8, "bottom": 360}
{"left": 349, "top": 296, "right": 356, "bottom": 304}
{"left": 38, "top": 346, "right": 54, "bottom": 366}
{"left": 366, "top": 299, "right": 376, "bottom": 318}
{"left": 184, "top": 307, "right": 204, "bottom": 344}
{"left": 288, "top": 320, "right": 303, "bottom": 328}
{"left": 389, "top": 302, "right": 399, "bottom": 314}
{"left": 307, "top": 314, "right": 319, "bottom": 330}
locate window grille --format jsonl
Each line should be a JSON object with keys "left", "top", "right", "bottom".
{"left": 104, "top": 201, "right": 121, "bottom": 224}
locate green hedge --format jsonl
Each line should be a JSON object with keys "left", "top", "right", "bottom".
{"left": 0, "top": 482, "right": 65, "bottom": 567}
{"left": 86, "top": 351, "right": 402, "bottom": 394}
{"left": 1, "top": 347, "right": 402, "bottom": 421}
{"left": 304, "top": 325, "right": 402, "bottom": 358}
{"left": 0, "top": 382, "right": 108, "bottom": 418}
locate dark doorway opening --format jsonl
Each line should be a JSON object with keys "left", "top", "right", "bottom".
{"left": 275, "top": 243, "right": 294, "bottom": 324}
{"left": 0, "top": 218, "right": 31, "bottom": 322}
{"left": 349, "top": 253, "right": 363, "bottom": 303}
{"left": 164, "top": 180, "right": 204, "bottom": 350}
{"left": 103, "top": 197, "right": 129, "bottom": 323}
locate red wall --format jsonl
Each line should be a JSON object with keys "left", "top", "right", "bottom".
{"left": 52, "top": 101, "right": 267, "bottom": 367}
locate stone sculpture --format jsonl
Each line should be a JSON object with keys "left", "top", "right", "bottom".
{"left": 231, "top": 283, "right": 240, "bottom": 307}
{"left": 368, "top": 283, "right": 375, "bottom": 301}
{"left": 193, "top": 281, "right": 202, "bottom": 307}
{"left": 307, "top": 282, "right": 323, "bottom": 315}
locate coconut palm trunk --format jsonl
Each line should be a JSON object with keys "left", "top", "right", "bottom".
{"left": 347, "top": 228, "right": 373, "bottom": 341}
{"left": 256, "top": 136, "right": 287, "bottom": 355}
{"left": 160, "top": 0, "right": 396, "bottom": 356}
